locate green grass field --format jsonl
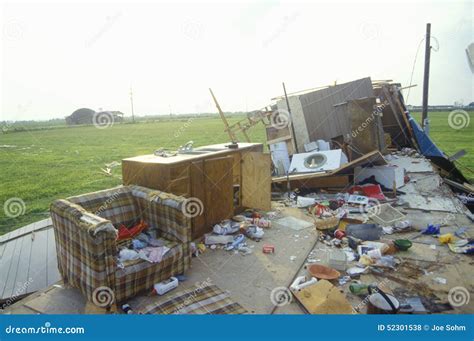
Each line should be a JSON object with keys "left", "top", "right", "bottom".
{"left": 0, "top": 111, "right": 472, "bottom": 235}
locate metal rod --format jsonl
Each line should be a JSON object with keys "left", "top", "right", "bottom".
{"left": 421, "top": 23, "right": 431, "bottom": 132}
{"left": 282, "top": 82, "right": 299, "bottom": 153}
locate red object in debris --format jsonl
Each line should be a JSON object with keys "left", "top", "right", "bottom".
{"left": 334, "top": 229, "right": 346, "bottom": 239}
{"left": 263, "top": 244, "right": 275, "bottom": 254}
{"left": 117, "top": 220, "right": 148, "bottom": 241}
{"left": 313, "top": 204, "right": 330, "bottom": 216}
{"left": 349, "top": 184, "right": 386, "bottom": 200}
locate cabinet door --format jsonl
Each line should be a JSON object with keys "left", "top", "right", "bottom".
{"left": 241, "top": 152, "right": 272, "bottom": 211}
{"left": 190, "top": 156, "right": 234, "bottom": 239}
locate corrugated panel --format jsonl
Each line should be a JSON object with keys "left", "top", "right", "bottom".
{"left": 298, "top": 77, "right": 374, "bottom": 142}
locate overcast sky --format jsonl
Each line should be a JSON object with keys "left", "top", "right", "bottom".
{"left": 1, "top": 0, "right": 472, "bottom": 121}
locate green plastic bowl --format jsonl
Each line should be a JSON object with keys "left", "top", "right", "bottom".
{"left": 394, "top": 239, "right": 412, "bottom": 251}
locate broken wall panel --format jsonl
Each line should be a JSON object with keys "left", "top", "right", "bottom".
{"left": 347, "top": 97, "right": 386, "bottom": 158}
{"left": 275, "top": 77, "right": 375, "bottom": 153}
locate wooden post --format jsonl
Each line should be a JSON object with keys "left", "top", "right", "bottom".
{"left": 209, "top": 88, "right": 237, "bottom": 143}
{"left": 282, "top": 82, "right": 299, "bottom": 153}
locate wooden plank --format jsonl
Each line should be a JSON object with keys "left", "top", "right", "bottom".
{"left": 241, "top": 152, "right": 272, "bottom": 210}
{"left": 190, "top": 160, "right": 206, "bottom": 239}
{"left": 286, "top": 175, "right": 350, "bottom": 189}
{"left": 25, "top": 228, "right": 49, "bottom": 293}
{"left": 11, "top": 232, "right": 33, "bottom": 298}
{"left": 0, "top": 237, "right": 18, "bottom": 299}
{"left": 203, "top": 156, "right": 234, "bottom": 233}
{"left": 46, "top": 227, "right": 60, "bottom": 285}
{"left": 0, "top": 218, "right": 52, "bottom": 243}
{"left": 2, "top": 236, "right": 23, "bottom": 299}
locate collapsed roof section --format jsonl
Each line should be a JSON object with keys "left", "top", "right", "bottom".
{"left": 265, "top": 77, "right": 469, "bottom": 185}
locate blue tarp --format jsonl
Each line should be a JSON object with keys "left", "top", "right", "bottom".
{"left": 407, "top": 114, "right": 444, "bottom": 158}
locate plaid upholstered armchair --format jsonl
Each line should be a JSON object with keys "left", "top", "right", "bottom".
{"left": 50, "top": 185, "right": 192, "bottom": 307}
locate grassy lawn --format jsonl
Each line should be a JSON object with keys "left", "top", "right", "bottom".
{"left": 1, "top": 111, "right": 472, "bottom": 235}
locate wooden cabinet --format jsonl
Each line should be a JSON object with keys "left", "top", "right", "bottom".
{"left": 122, "top": 143, "right": 271, "bottom": 239}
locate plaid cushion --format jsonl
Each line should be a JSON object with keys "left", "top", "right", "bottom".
{"left": 138, "top": 284, "right": 247, "bottom": 315}
{"left": 50, "top": 185, "right": 192, "bottom": 305}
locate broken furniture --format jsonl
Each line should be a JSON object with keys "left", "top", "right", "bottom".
{"left": 122, "top": 143, "right": 271, "bottom": 239}
{"left": 50, "top": 185, "right": 192, "bottom": 307}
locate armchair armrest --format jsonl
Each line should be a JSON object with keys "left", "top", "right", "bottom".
{"left": 130, "top": 186, "right": 192, "bottom": 244}
{"left": 50, "top": 199, "right": 118, "bottom": 298}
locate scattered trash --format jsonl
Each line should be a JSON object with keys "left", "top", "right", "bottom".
{"left": 290, "top": 276, "right": 318, "bottom": 291}
{"left": 121, "top": 304, "right": 134, "bottom": 314}
{"left": 367, "top": 285, "right": 400, "bottom": 314}
{"left": 394, "top": 239, "right": 412, "bottom": 251}
{"left": 244, "top": 225, "right": 265, "bottom": 241}
{"left": 346, "top": 224, "right": 382, "bottom": 241}
{"left": 213, "top": 220, "right": 241, "bottom": 235}
{"left": 153, "top": 277, "right": 179, "bottom": 295}
{"left": 225, "top": 234, "right": 245, "bottom": 251}
{"left": 273, "top": 216, "right": 314, "bottom": 231}
{"left": 438, "top": 233, "right": 454, "bottom": 244}
{"left": 328, "top": 250, "right": 347, "bottom": 271}
{"left": 204, "top": 234, "right": 234, "bottom": 245}
{"left": 262, "top": 244, "right": 275, "bottom": 254}
{"left": 118, "top": 248, "right": 139, "bottom": 262}
{"left": 422, "top": 224, "right": 440, "bottom": 235}
{"left": 307, "top": 264, "right": 340, "bottom": 280}
{"left": 433, "top": 277, "right": 447, "bottom": 285}
{"left": 347, "top": 266, "right": 368, "bottom": 276}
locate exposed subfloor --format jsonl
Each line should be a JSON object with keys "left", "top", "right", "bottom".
{"left": 2, "top": 155, "right": 474, "bottom": 315}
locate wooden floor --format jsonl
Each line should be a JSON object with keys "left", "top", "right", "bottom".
{"left": 0, "top": 218, "right": 60, "bottom": 302}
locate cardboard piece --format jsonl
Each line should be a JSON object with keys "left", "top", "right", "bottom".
{"left": 293, "top": 279, "right": 354, "bottom": 314}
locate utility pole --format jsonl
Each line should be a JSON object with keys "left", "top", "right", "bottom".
{"left": 282, "top": 82, "right": 299, "bottom": 153}
{"left": 129, "top": 86, "right": 135, "bottom": 123}
{"left": 421, "top": 23, "right": 431, "bottom": 133}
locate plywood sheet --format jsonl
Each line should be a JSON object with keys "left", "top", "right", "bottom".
{"left": 241, "top": 152, "right": 272, "bottom": 210}
{"left": 293, "top": 279, "right": 353, "bottom": 314}
{"left": 203, "top": 156, "right": 234, "bottom": 233}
